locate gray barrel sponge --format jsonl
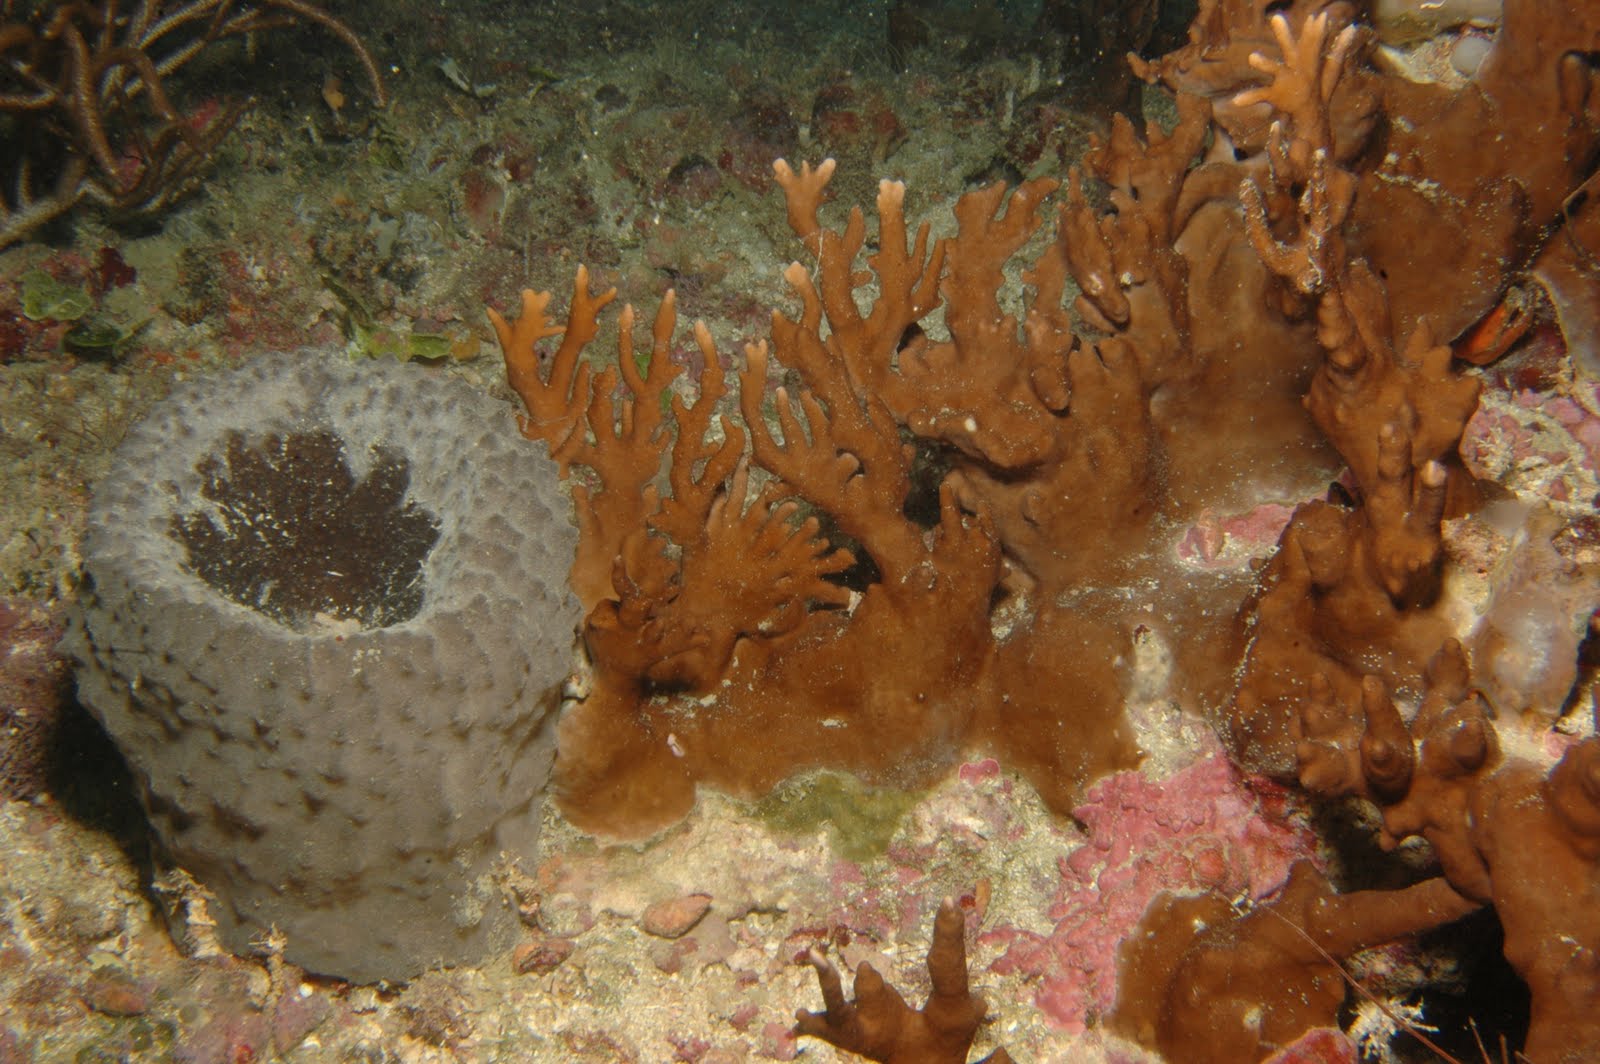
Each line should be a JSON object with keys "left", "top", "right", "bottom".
{"left": 64, "top": 354, "right": 579, "bottom": 983}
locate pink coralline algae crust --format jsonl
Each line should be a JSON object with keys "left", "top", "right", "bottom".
{"left": 984, "top": 754, "right": 1317, "bottom": 1033}
{"left": 1462, "top": 379, "right": 1600, "bottom": 501}
{"left": 1260, "top": 1027, "right": 1359, "bottom": 1064}
{"left": 1532, "top": 390, "right": 1600, "bottom": 473}
{"left": 1174, "top": 503, "right": 1298, "bottom": 570}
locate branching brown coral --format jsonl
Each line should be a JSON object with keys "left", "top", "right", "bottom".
{"left": 1112, "top": 860, "right": 1480, "bottom": 1064}
{"left": 1227, "top": 13, "right": 1484, "bottom": 771}
{"left": 489, "top": 6, "right": 1469, "bottom": 839}
{"left": 1290, "top": 644, "right": 1600, "bottom": 1061}
{"left": 795, "top": 897, "right": 1012, "bottom": 1064}
{"left": 0, "top": 0, "right": 384, "bottom": 247}
{"left": 476, "top": 0, "right": 1600, "bottom": 1049}
{"left": 1146, "top": 0, "right": 1600, "bottom": 343}
{"left": 1179, "top": 12, "right": 1600, "bottom": 1055}
{"left": 493, "top": 95, "right": 1335, "bottom": 830}
{"left": 491, "top": 270, "right": 856, "bottom": 698}
{"left": 480, "top": 0, "right": 1600, "bottom": 1055}
{"left": 491, "top": 271, "right": 675, "bottom": 610}
{"left": 493, "top": 237, "right": 1005, "bottom": 835}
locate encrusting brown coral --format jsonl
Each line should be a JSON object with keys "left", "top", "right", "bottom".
{"left": 1111, "top": 859, "right": 1480, "bottom": 1063}
{"left": 1290, "top": 641, "right": 1600, "bottom": 1062}
{"left": 794, "top": 897, "right": 1012, "bottom": 1064}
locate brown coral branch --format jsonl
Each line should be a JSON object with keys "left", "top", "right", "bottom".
{"left": 684, "top": 466, "right": 853, "bottom": 633}
{"left": 741, "top": 281, "right": 925, "bottom": 582}
{"left": 1231, "top": 12, "right": 1357, "bottom": 165}
{"left": 1228, "top": 2, "right": 1484, "bottom": 778}
{"left": 941, "top": 176, "right": 1060, "bottom": 359}
{"left": 1085, "top": 92, "right": 1211, "bottom": 242}
{"left": 1369, "top": 642, "right": 1500, "bottom": 900}
{"left": 490, "top": 271, "right": 691, "bottom": 609}
{"left": 574, "top": 294, "right": 683, "bottom": 493}
{"left": 895, "top": 177, "right": 1067, "bottom": 468}
{"left": 586, "top": 462, "right": 854, "bottom": 693}
{"left": 1059, "top": 96, "right": 1206, "bottom": 384}
{"left": 581, "top": 529, "right": 681, "bottom": 685}
{"left": 773, "top": 158, "right": 946, "bottom": 412}
{"left": 1292, "top": 673, "right": 1414, "bottom": 803}
{"left": 0, "top": 0, "right": 384, "bottom": 246}
{"left": 771, "top": 156, "right": 836, "bottom": 256}
{"left": 1365, "top": 432, "right": 1450, "bottom": 606}
{"left": 648, "top": 320, "right": 745, "bottom": 545}
{"left": 1230, "top": 15, "right": 1365, "bottom": 300}
{"left": 1238, "top": 141, "right": 1347, "bottom": 296}
{"left": 587, "top": 310, "right": 859, "bottom": 689}
{"left": 1305, "top": 282, "right": 1479, "bottom": 501}
{"left": 488, "top": 268, "right": 613, "bottom": 461}
{"left": 795, "top": 897, "right": 1011, "bottom": 1064}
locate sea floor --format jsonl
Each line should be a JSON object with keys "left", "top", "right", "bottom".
{"left": 1, "top": 1, "right": 1596, "bottom": 1062}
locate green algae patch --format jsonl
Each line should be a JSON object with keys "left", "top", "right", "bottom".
{"left": 754, "top": 770, "right": 918, "bottom": 862}
{"left": 21, "top": 269, "right": 93, "bottom": 322}
{"left": 350, "top": 321, "right": 478, "bottom": 362}
{"left": 63, "top": 316, "right": 150, "bottom": 360}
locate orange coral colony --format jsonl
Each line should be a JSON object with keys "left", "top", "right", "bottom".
{"left": 489, "top": 0, "right": 1599, "bottom": 848}
{"left": 487, "top": 136, "right": 1331, "bottom": 837}
{"left": 487, "top": 0, "right": 1600, "bottom": 1052}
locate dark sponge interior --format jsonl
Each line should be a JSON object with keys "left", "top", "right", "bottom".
{"left": 172, "top": 430, "right": 441, "bottom": 631}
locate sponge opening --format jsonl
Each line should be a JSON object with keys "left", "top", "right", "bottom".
{"left": 171, "top": 429, "right": 441, "bottom": 631}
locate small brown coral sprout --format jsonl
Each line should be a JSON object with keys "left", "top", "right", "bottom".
{"left": 795, "top": 896, "right": 1011, "bottom": 1064}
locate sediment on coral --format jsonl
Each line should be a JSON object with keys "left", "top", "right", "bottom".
{"left": 65, "top": 354, "right": 578, "bottom": 982}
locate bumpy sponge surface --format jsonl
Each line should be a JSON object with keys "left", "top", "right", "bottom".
{"left": 65, "top": 354, "right": 579, "bottom": 982}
